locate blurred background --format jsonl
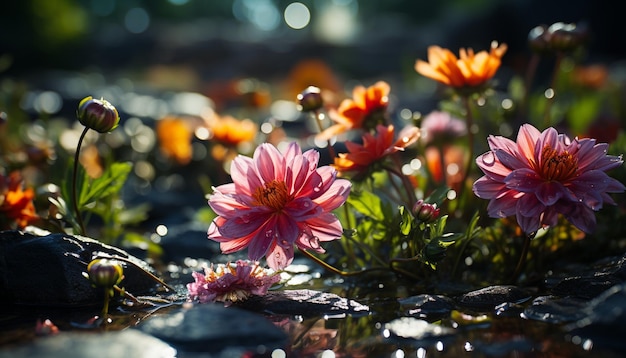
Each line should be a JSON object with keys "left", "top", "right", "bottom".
{"left": 2, "top": 0, "right": 624, "bottom": 92}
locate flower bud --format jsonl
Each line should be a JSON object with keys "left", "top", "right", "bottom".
{"left": 548, "top": 22, "right": 586, "bottom": 52}
{"left": 412, "top": 199, "right": 441, "bottom": 223}
{"left": 297, "top": 86, "right": 324, "bottom": 112}
{"left": 86, "top": 259, "right": 123, "bottom": 288}
{"left": 528, "top": 25, "right": 550, "bottom": 54}
{"left": 77, "top": 96, "right": 120, "bottom": 133}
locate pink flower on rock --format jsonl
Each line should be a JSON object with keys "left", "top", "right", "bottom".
{"left": 187, "top": 260, "right": 280, "bottom": 305}
{"left": 473, "top": 123, "right": 625, "bottom": 235}
{"left": 208, "top": 142, "right": 351, "bottom": 270}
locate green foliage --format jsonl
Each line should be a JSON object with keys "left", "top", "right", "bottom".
{"left": 331, "top": 183, "right": 462, "bottom": 279}
{"left": 50, "top": 160, "right": 150, "bottom": 244}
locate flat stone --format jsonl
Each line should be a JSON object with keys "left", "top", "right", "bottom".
{"left": 137, "top": 304, "right": 287, "bottom": 354}
{"left": 521, "top": 295, "right": 587, "bottom": 323}
{"left": 457, "top": 285, "right": 531, "bottom": 311}
{"left": 0, "top": 329, "right": 176, "bottom": 358}
{"left": 237, "top": 289, "right": 370, "bottom": 317}
{"left": 398, "top": 294, "right": 454, "bottom": 319}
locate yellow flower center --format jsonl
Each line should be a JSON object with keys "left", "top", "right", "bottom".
{"left": 540, "top": 145, "right": 578, "bottom": 181}
{"left": 253, "top": 180, "right": 290, "bottom": 210}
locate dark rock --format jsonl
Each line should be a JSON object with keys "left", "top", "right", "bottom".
{"left": 237, "top": 289, "right": 370, "bottom": 317}
{"left": 521, "top": 295, "right": 587, "bottom": 323}
{"left": 565, "top": 283, "right": 626, "bottom": 354}
{"left": 0, "top": 229, "right": 162, "bottom": 307}
{"left": 457, "top": 285, "right": 531, "bottom": 311}
{"left": 547, "top": 253, "right": 626, "bottom": 299}
{"left": 0, "top": 329, "right": 176, "bottom": 358}
{"left": 398, "top": 294, "right": 454, "bottom": 320}
{"left": 550, "top": 274, "right": 623, "bottom": 300}
{"left": 137, "top": 304, "right": 287, "bottom": 354}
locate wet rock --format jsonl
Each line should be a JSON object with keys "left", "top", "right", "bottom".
{"left": 550, "top": 275, "right": 622, "bottom": 300}
{"left": 548, "top": 253, "right": 626, "bottom": 300}
{"left": 398, "top": 294, "right": 454, "bottom": 320}
{"left": 237, "top": 289, "right": 370, "bottom": 317}
{"left": 457, "top": 285, "right": 531, "bottom": 311}
{"left": 137, "top": 304, "right": 287, "bottom": 354}
{"left": 565, "top": 283, "right": 626, "bottom": 354}
{"left": 521, "top": 295, "right": 587, "bottom": 323}
{"left": 0, "top": 229, "right": 162, "bottom": 306}
{"left": 0, "top": 329, "right": 176, "bottom": 358}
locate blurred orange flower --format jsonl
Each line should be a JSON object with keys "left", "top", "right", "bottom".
{"left": 157, "top": 116, "right": 193, "bottom": 165}
{"left": 207, "top": 114, "right": 257, "bottom": 148}
{"left": 204, "top": 113, "right": 258, "bottom": 162}
{"left": 334, "top": 124, "right": 419, "bottom": 179}
{"left": 0, "top": 171, "right": 38, "bottom": 229}
{"left": 285, "top": 59, "right": 342, "bottom": 101}
{"left": 572, "top": 64, "right": 608, "bottom": 89}
{"left": 318, "top": 81, "right": 391, "bottom": 140}
{"left": 415, "top": 42, "right": 507, "bottom": 89}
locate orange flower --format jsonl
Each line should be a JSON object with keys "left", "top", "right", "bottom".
{"left": 415, "top": 42, "right": 507, "bottom": 89}
{"left": 207, "top": 114, "right": 257, "bottom": 148}
{"left": 334, "top": 124, "right": 419, "bottom": 179}
{"left": 318, "top": 81, "right": 390, "bottom": 140}
{"left": 572, "top": 64, "right": 608, "bottom": 89}
{"left": 0, "top": 171, "right": 38, "bottom": 229}
{"left": 156, "top": 116, "right": 193, "bottom": 165}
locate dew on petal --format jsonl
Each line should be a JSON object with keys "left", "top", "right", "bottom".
{"left": 308, "top": 236, "right": 321, "bottom": 249}
{"left": 481, "top": 152, "right": 496, "bottom": 166}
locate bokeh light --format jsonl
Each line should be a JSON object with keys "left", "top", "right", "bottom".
{"left": 284, "top": 2, "right": 310, "bottom": 30}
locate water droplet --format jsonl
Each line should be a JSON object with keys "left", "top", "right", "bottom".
{"left": 482, "top": 152, "right": 495, "bottom": 165}
{"left": 308, "top": 236, "right": 321, "bottom": 249}
{"left": 496, "top": 210, "right": 505, "bottom": 217}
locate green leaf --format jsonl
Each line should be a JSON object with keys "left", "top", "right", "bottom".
{"left": 399, "top": 205, "right": 413, "bottom": 236}
{"left": 79, "top": 162, "right": 132, "bottom": 207}
{"left": 347, "top": 190, "right": 385, "bottom": 221}
{"left": 425, "top": 186, "right": 450, "bottom": 206}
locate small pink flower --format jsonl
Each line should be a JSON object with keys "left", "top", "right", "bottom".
{"left": 419, "top": 110, "right": 467, "bottom": 145}
{"left": 208, "top": 142, "right": 351, "bottom": 270}
{"left": 473, "top": 124, "right": 625, "bottom": 234}
{"left": 187, "top": 260, "right": 280, "bottom": 305}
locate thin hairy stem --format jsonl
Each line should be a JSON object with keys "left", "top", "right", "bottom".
{"left": 72, "top": 127, "right": 90, "bottom": 235}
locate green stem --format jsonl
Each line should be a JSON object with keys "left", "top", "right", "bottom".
{"left": 298, "top": 248, "right": 387, "bottom": 277}
{"left": 313, "top": 110, "right": 336, "bottom": 159}
{"left": 101, "top": 289, "right": 110, "bottom": 319}
{"left": 72, "top": 127, "right": 89, "bottom": 235}
{"left": 458, "top": 96, "right": 474, "bottom": 210}
{"left": 451, "top": 223, "right": 476, "bottom": 278}
{"left": 389, "top": 256, "right": 425, "bottom": 281}
{"left": 382, "top": 163, "right": 416, "bottom": 209}
{"left": 511, "top": 233, "right": 532, "bottom": 283}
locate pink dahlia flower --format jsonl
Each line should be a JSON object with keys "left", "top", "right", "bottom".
{"left": 473, "top": 123, "right": 625, "bottom": 235}
{"left": 187, "top": 260, "right": 280, "bottom": 305}
{"left": 208, "top": 142, "right": 351, "bottom": 270}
